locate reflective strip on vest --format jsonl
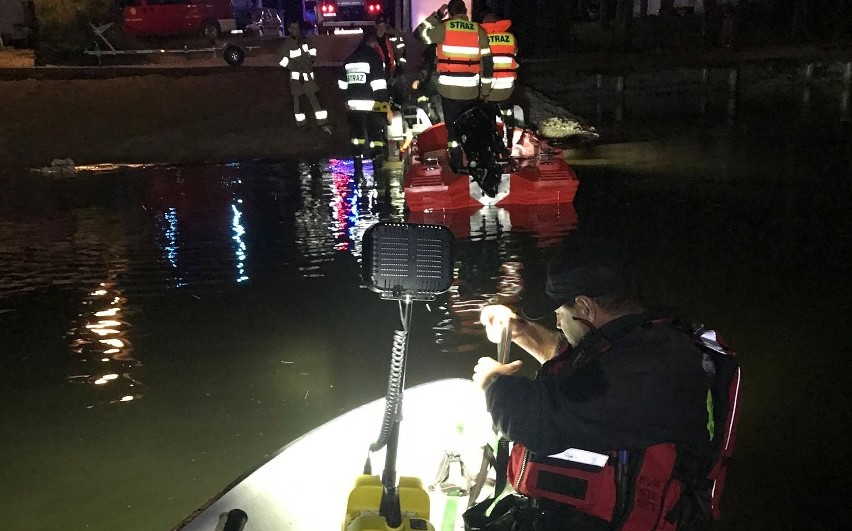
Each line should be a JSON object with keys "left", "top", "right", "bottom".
{"left": 493, "top": 56, "right": 514, "bottom": 65}
{"left": 338, "top": 80, "right": 348, "bottom": 90}
{"left": 371, "top": 79, "right": 388, "bottom": 91}
{"left": 289, "top": 48, "right": 301, "bottom": 58}
{"left": 492, "top": 77, "right": 514, "bottom": 90}
{"left": 441, "top": 44, "right": 481, "bottom": 56}
{"left": 279, "top": 57, "right": 289, "bottom": 68}
{"left": 290, "top": 72, "right": 300, "bottom": 80}
{"left": 315, "top": 110, "right": 327, "bottom": 120}
{"left": 347, "top": 99, "right": 377, "bottom": 111}
{"left": 437, "top": 74, "right": 480, "bottom": 87}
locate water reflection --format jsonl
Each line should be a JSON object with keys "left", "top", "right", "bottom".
{"left": 296, "top": 158, "right": 384, "bottom": 275}
{"left": 412, "top": 203, "right": 579, "bottom": 352}
{"left": 145, "top": 166, "right": 257, "bottom": 289}
{"left": 67, "top": 281, "right": 145, "bottom": 405}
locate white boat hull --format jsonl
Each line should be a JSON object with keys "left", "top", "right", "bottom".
{"left": 175, "top": 378, "right": 496, "bottom": 531}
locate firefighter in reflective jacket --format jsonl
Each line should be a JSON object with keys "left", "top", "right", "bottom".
{"left": 278, "top": 20, "right": 329, "bottom": 131}
{"left": 338, "top": 30, "right": 394, "bottom": 161}
{"left": 417, "top": 0, "right": 494, "bottom": 173}
{"left": 480, "top": 13, "right": 518, "bottom": 153}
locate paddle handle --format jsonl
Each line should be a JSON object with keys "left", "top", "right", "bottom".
{"left": 497, "top": 321, "right": 512, "bottom": 365}
{"left": 222, "top": 509, "right": 248, "bottom": 531}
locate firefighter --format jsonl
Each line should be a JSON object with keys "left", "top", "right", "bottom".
{"left": 375, "top": 13, "right": 407, "bottom": 102}
{"left": 338, "top": 29, "right": 394, "bottom": 164}
{"left": 278, "top": 19, "right": 330, "bottom": 133}
{"left": 417, "top": 0, "right": 494, "bottom": 174}
{"left": 480, "top": 12, "right": 518, "bottom": 155}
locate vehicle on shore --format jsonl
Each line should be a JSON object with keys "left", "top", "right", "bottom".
{"left": 117, "top": 0, "right": 237, "bottom": 40}
{"left": 313, "top": 0, "right": 384, "bottom": 34}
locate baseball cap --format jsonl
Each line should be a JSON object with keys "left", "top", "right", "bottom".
{"left": 522, "top": 238, "right": 635, "bottom": 320}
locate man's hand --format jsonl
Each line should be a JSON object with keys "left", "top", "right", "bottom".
{"left": 411, "top": 80, "right": 421, "bottom": 90}
{"left": 480, "top": 304, "right": 516, "bottom": 344}
{"left": 473, "top": 357, "right": 523, "bottom": 391}
{"left": 386, "top": 108, "right": 395, "bottom": 124}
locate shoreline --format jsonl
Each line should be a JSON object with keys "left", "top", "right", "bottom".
{"left": 2, "top": 41, "right": 850, "bottom": 172}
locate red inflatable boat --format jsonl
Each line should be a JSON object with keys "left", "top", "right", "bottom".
{"left": 402, "top": 123, "right": 579, "bottom": 212}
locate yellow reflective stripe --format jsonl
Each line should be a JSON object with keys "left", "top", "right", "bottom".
{"left": 441, "top": 44, "right": 481, "bottom": 56}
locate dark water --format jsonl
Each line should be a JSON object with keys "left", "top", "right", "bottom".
{"left": 1, "top": 100, "right": 851, "bottom": 529}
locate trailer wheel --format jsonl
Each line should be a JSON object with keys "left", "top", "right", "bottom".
{"left": 201, "top": 20, "right": 221, "bottom": 41}
{"left": 224, "top": 45, "right": 245, "bottom": 67}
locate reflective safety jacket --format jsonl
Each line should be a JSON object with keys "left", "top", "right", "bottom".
{"left": 278, "top": 35, "right": 319, "bottom": 94}
{"left": 418, "top": 12, "right": 493, "bottom": 101}
{"left": 338, "top": 43, "right": 389, "bottom": 112}
{"left": 480, "top": 19, "right": 517, "bottom": 103}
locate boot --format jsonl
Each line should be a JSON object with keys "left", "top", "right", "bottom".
{"left": 448, "top": 145, "right": 464, "bottom": 174}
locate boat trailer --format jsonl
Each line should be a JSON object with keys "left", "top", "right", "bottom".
{"left": 83, "top": 22, "right": 258, "bottom": 66}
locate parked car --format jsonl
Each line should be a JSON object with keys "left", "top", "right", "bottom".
{"left": 243, "top": 7, "right": 284, "bottom": 37}
{"left": 117, "top": 0, "right": 237, "bottom": 40}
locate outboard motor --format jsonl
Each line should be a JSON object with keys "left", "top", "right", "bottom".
{"left": 454, "top": 103, "right": 507, "bottom": 198}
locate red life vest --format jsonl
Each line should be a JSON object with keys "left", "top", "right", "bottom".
{"left": 480, "top": 20, "right": 517, "bottom": 82}
{"left": 371, "top": 37, "right": 397, "bottom": 78}
{"left": 436, "top": 18, "right": 483, "bottom": 75}
{"left": 508, "top": 441, "right": 685, "bottom": 530}
{"left": 506, "top": 321, "right": 742, "bottom": 529}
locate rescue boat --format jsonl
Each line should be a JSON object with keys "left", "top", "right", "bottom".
{"left": 402, "top": 121, "right": 580, "bottom": 212}
{"left": 176, "top": 223, "right": 499, "bottom": 531}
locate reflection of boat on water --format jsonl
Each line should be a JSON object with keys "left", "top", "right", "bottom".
{"left": 403, "top": 122, "right": 579, "bottom": 212}
{"left": 409, "top": 202, "right": 577, "bottom": 244}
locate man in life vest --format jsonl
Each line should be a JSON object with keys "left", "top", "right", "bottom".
{"left": 375, "top": 13, "right": 407, "bottom": 102}
{"left": 338, "top": 29, "right": 394, "bottom": 165}
{"left": 278, "top": 19, "right": 330, "bottom": 134}
{"left": 417, "top": 0, "right": 494, "bottom": 174}
{"left": 480, "top": 11, "right": 518, "bottom": 155}
{"left": 475, "top": 238, "right": 714, "bottom": 530}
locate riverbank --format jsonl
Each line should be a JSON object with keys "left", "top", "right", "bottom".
{"left": 2, "top": 41, "right": 850, "bottom": 172}
{"left": 0, "top": 67, "right": 351, "bottom": 171}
